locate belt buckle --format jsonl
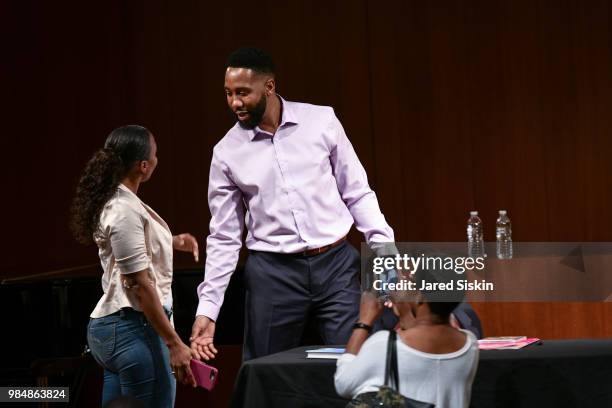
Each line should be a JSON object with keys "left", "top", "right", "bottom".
{"left": 304, "top": 246, "right": 321, "bottom": 256}
{"left": 314, "top": 245, "right": 327, "bottom": 255}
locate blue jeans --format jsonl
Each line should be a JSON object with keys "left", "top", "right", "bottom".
{"left": 87, "top": 308, "right": 176, "bottom": 407}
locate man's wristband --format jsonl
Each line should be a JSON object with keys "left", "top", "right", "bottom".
{"left": 353, "top": 322, "right": 373, "bottom": 334}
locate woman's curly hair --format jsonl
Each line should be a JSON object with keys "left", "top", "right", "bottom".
{"left": 70, "top": 125, "right": 151, "bottom": 244}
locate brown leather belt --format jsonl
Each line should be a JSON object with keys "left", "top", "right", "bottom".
{"left": 301, "top": 236, "right": 347, "bottom": 256}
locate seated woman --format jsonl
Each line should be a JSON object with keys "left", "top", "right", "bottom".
{"left": 334, "top": 264, "right": 479, "bottom": 408}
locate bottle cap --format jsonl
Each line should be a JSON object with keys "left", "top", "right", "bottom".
{"left": 499, "top": 210, "right": 507, "bottom": 215}
{"left": 470, "top": 211, "right": 478, "bottom": 216}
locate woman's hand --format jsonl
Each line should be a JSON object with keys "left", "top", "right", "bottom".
{"left": 344, "top": 292, "right": 384, "bottom": 356}
{"left": 168, "top": 340, "right": 198, "bottom": 387}
{"left": 358, "top": 291, "right": 384, "bottom": 325}
{"left": 173, "top": 233, "right": 199, "bottom": 262}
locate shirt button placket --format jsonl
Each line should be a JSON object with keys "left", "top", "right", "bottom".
{"left": 274, "top": 134, "right": 305, "bottom": 242}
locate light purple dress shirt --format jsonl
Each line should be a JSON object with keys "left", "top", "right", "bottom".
{"left": 197, "top": 96, "right": 394, "bottom": 320}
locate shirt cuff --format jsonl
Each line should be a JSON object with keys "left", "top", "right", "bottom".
{"left": 371, "top": 241, "right": 399, "bottom": 257}
{"left": 196, "top": 298, "right": 220, "bottom": 322}
{"left": 116, "top": 254, "right": 151, "bottom": 274}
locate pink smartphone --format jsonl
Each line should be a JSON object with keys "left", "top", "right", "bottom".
{"left": 190, "top": 359, "right": 219, "bottom": 391}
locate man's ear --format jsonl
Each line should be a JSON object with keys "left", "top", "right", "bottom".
{"left": 265, "top": 77, "right": 276, "bottom": 96}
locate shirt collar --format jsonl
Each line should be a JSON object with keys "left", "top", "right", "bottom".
{"left": 247, "top": 95, "right": 298, "bottom": 141}
{"left": 117, "top": 183, "right": 140, "bottom": 201}
{"left": 117, "top": 183, "right": 171, "bottom": 232}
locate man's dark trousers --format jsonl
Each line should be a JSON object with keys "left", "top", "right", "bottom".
{"left": 243, "top": 241, "right": 361, "bottom": 360}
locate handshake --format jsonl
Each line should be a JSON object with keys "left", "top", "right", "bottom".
{"left": 170, "top": 315, "right": 218, "bottom": 388}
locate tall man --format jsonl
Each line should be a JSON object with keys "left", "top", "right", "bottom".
{"left": 190, "top": 48, "right": 395, "bottom": 360}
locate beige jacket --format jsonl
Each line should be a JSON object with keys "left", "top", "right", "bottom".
{"left": 91, "top": 184, "right": 173, "bottom": 318}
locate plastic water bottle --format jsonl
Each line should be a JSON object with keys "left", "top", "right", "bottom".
{"left": 467, "top": 211, "right": 485, "bottom": 258}
{"left": 496, "top": 210, "right": 513, "bottom": 259}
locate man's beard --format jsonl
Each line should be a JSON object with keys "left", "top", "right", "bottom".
{"left": 235, "top": 94, "right": 267, "bottom": 130}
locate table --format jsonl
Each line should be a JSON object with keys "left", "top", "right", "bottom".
{"left": 231, "top": 339, "right": 612, "bottom": 407}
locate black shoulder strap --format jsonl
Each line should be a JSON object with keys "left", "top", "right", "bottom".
{"left": 384, "top": 330, "right": 400, "bottom": 389}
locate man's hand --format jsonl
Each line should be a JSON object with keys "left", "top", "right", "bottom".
{"left": 358, "top": 291, "right": 384, "bottom": 326}
{"left": 173, "top": 233, "right": 199, "bottom": 262}
{"left": 168, "top": 340, "right": 197, "bottom": 387}
{"left": 190, "top": 315, "right": 218, "bottom": 361}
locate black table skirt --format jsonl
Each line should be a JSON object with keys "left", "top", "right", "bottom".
{"left": 231, "top": 339, "right": 612, "bottom": 408}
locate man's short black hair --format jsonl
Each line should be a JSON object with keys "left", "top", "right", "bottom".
{"left": 226, "top": 47, "right": 275, "bottom": 75}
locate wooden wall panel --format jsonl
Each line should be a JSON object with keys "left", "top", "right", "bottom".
{"left": 3, "top": 0, "right": 612, "bottom": 339}
{"left": 472, "top": 302, "right": 612, "bottom": 339}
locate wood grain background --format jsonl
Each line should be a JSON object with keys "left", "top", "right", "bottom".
{"left": 3, "top": 0, "right": 612, "bottom": 339}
